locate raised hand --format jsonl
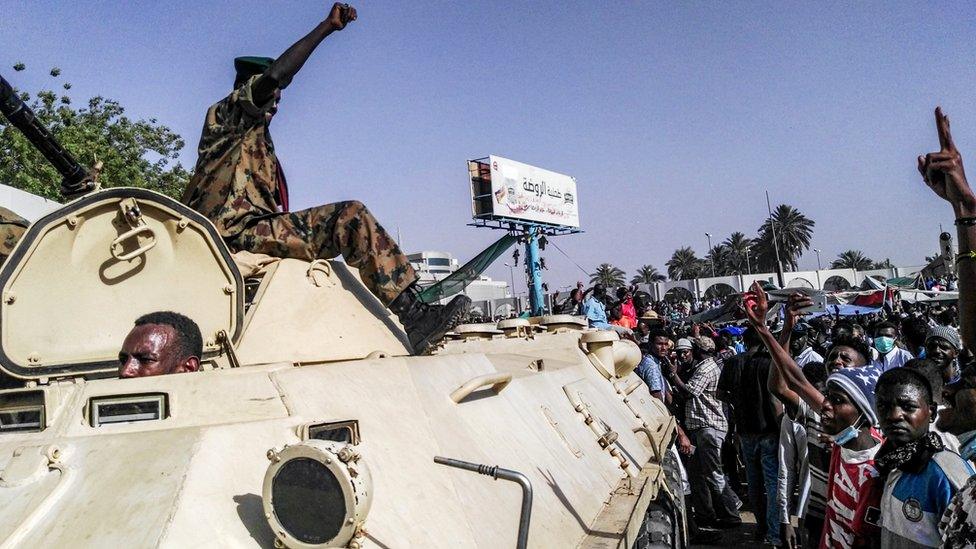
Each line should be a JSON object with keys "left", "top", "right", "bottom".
{"left": 326, "top": 3, "right": 357, "bottom": 31}
{"left": 786, "top": 292, "right": 813, "bottom": 323}
{"left": 918, "top": 107, "right": 976, "bottom": 216}
{"left": 744, "top": 281, "right": 769, "bottom": 328}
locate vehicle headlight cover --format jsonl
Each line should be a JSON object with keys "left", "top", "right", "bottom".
{"left": 263, "top": 440, "right": 373, "bottom": 548}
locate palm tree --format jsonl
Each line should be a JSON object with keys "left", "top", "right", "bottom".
{"left": 723, "top": 232, "right": 753, "bottom": 274}
{"left": 752, "top": 204, "right": 815, "bottom": 271}
{"left": 705, "top": 244, "right": 731, "bottom": 276}
{"left": 666, "top": 247, "right": 705, "bottom": 280}
{"left": 831, "top": 250, "right": 874, "bottom": 270}
{"left": 631, "top": 264, "right": 666, "bottom": 285}
{"left": 590, "top": 263, "right": 626, "bottom": 287}
{"left": 872, "top": 258, "right": 893, "bottom": 269}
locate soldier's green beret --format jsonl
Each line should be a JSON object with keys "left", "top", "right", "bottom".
{"left": 234, "top": 56, "right": 274, "bottom": 83}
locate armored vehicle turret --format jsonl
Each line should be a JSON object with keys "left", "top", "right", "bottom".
{"left": 0, "top": 73, "right": 684, "bottom": 548}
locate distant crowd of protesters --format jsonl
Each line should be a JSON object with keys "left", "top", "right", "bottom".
{"left": 554, "top": 109, "right": 976, "bottom": 548}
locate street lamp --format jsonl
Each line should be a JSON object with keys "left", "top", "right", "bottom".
{"left": 746, "top": 251, "right": 751, "bottom": 275}
{"left": 705, "top": 232, "right": 715, "bottom": 277}
{"left": 503, "top": 262, "right": 516, "bottom": 298}
{"left": 813, "top": 249, "right": 823, "bottom": 271}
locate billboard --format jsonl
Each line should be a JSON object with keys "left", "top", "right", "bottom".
{"left": 469, "top": 155, "right": 580, "bottom": 228}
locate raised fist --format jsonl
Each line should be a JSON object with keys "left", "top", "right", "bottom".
{"left": 327, "top": 3, "right": 357, "bottom": 30}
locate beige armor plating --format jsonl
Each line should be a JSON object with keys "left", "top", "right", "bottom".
{"left": 0, "top": 189, "right": 682, "bottom": 548}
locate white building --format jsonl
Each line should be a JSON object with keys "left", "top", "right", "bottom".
{"left": 406, "top": 250, "right": 511, "bottom": 305}
{"left": 407, "top": 251, "right": 459, "bottom": 281}
{"left": 0, "top": 184, "right": 60, "bottom": 221}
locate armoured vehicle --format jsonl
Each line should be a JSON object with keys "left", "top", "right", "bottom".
{"left": 0, "top": 74, "right": 684, "bottom": 548}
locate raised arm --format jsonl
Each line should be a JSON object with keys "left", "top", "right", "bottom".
{"left": 918, "top": 107, "right": 976, "bottom": 350}
{"left": 252, "top": 3, "right": 358, "bottom": 102}
{"left": 767, "top": 294, "right": 812, "bottom": 417}
{"left": 745, "top": 282, "right": 824, "bottom": 413}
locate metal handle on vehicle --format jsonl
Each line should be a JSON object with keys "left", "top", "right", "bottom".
{"left": 110, "top": 225, "right": 156, "bottom": 261}
{"left": 434, "top": 456, "right": 532, "bottom": 549}
{"left": 306, "top": 259, "right": 333, "bottom": 287}
{"left": 450, "top": 373, "right": 513, "bottom": 403}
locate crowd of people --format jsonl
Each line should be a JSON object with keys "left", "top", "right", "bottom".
{"left": 569, "top": 108, "right": 976, "bottom": 548}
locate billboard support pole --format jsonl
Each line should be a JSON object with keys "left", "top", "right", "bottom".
{"left": 525, "top": 225, "right": 544, "bottom": 316}
{"left": 468, "top": 156, "right": 583, "bottom": 317}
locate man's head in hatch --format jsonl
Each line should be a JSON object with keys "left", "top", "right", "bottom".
{"left": 119, "top": 311, "right": 203, "bottom": 378}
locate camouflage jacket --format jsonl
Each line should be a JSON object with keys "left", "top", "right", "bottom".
{"left": 181, "top": 75, "right": 284, "bottom": 238}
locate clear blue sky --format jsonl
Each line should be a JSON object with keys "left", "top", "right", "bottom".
{"left": 3, "top": 1, "right": 975, "bottom": 291}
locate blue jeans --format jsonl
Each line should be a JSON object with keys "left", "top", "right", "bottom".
{"left": 740, "top": 433, "right": 780, "bottom": 545}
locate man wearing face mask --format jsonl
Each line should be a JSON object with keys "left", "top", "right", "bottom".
{"left": 871, "top": 322, "right": 914, "bottom": 371}
{"left": 744, "top": 282, "right": 884, "bottom": 548}
{"left": 180, "top": 3, "right": 470, "bottom": 355}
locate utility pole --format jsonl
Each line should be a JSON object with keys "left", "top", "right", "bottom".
{"left": 705, "top": 232, "right": 715, "bottom": 277}
{"left": 765, "top": 190, "right": 786, "bottom": 287}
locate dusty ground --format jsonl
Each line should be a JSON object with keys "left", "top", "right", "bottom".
{"left": 690, "top": 510, "right": 763, "bottom": 548}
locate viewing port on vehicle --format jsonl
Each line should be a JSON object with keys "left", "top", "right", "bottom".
{"left": 89, "top": 393, "right": 168, "bottom": 427}
{"left": 0, "top": 390, "right": 45, "bottom": 433}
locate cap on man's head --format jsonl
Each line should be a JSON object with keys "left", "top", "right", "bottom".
{"left": 675, "top": 338, "right": 693, "bottom": 351}
{"left": 234, "top": 56, "right": 274, "bottom": 86}
{"left": 692, "top": 336, "right": 716, "bottom": 353}
{"left": 826, "top": 364, "right": 882, "bottom": 426}
{"left": 793, "top": 322, "right": 812, "bottom": 335}
{"left": 926, "top": 325, "right": 962, "bottom": 351}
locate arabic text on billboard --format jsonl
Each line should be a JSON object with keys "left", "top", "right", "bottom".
{"left": 486, "top": 156, "right": 580, "bottom": 228}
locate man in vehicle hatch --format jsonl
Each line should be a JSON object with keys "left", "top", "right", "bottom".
{"left": 0, "top": 207, "right": 28, "bottom": 264}
{"left": 180, "top": 3, "right": 468, "bottom": 354}
{"left": 119, "top": 311, "right": 202, "bottom": 378}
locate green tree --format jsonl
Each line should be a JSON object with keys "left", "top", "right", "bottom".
{"left": 752, "top": 204, "right": 815, "bottom": 271}
{"left": 631, "top": 264, "right": 666, "bottom": 285}
{"left": 705, "top": 244, "right": 732, "bottom": 276}
{"left": 0, "top": 65, "right": 189, "bottom": 201}
{"left": 872, "top": 258, "right": 893, "bottom": 269}
{"left": 831, "top": 250, "right": 874, "bottom": 270}
{"left": 590, "top": 263, "right": 626, "bottom": 287}
{"left": 666, "top": 247, "right": 705, "bottom": 281}
{"left": 723, "top": 232, "right": 754, "bottom": 274}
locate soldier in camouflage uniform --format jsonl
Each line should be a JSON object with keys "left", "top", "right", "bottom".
{"left": 182, "top": 3, "right": 469, "bottom": 354}
{"left": 0, "top": 207, "right": 28, "bottom": 264}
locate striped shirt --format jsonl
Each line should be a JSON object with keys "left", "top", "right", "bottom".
{"left": 789, "top": 399, "right": 830, "bottom": 520}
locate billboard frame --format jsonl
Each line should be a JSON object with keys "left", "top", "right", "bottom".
{"left": 468, "top": 156, "right": 581, "bottom": 232}
{"left": 467, "top": 156, "right": 583, "bottom": 316}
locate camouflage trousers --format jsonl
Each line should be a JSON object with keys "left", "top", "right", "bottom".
{"left": 229, "top": 200, "right": 416, "bottom": 305}
{"left": 0, "top": 207, "right": 28, "bottom": 264}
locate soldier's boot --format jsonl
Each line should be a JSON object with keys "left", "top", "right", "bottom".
{"left": 390, "top": 284, "right": 471, "bottom": 355}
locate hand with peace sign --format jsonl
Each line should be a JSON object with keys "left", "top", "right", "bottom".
{"left": 918, "top": 107, "right": 976, "bottom": 217}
